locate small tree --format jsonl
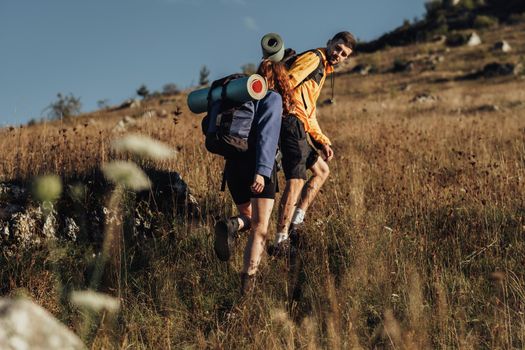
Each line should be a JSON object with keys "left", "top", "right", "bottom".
{"left": 162, "top": 83, "right": 180, "bottom": 95}
{"left": 199, "top": 66, "right": 210, "bottom": 86}
{"left": 97, "top": 99, "right": 110, "bottom": 110}
{"left": 425, "top": 0, "right": 443, "bottom": 18}
{"left": 241, "top": 63, "right": 257, "bottom": 75}
{"left": 136, "top": 84, "right": 149, "bottom": 99}
{"left": 44, "top": 93, "right": 82, "bottom": 120}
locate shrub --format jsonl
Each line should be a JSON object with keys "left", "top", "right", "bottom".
{"left": 136, "top": 85, "right": 149, "bottom": 99}
{"left": 97, "top": 99, "right": 110, "bottom": 110}
{"left": 446, "top": 32, "right": 468, "bottom": 46}
{"left": 44, "top": 93, "right": 82, "bottom": 120}
{"left": 507, "top": 13, "right": 525, "bottom": 24}
{"left": 162, "top": 83, "right": 180, "bottom": 95}
{"left": 473, "top": 15, "right": 498, "bottom": 28}
{"left": 425, "top": 0, "right": 444, "bottom": 19}
{"left": 199, "top": 66, "right": 210, "bottom": 86}
{"left": 241, "top": 63, "right": 257, "bottom": 75}
{"left": 459, "top": 0, "right": 477, "bottom": 10}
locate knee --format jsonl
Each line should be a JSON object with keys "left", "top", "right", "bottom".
{"left": 251, "top": 221, "right": 269, "bottom": 240}
{"left": 287, "top": 178, "right": 305, "bottom": 192}
{"left": 317, "top": 162, "right": 330, "bottom": 180}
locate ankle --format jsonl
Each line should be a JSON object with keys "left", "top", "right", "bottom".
{"left": 240, "top": 272, "right": 256, "bottom": 295}
{"left": 292, "top": 208, "right": 305, "bottom": 225}
{"left": 275, "top": 232, "right": 289, "bottom": 244}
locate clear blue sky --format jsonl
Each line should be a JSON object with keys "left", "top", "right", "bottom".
{"left": 0, "top": 0, "right": 426, "bottom": 126}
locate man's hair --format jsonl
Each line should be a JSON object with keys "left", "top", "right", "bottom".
{"left": 330, "top": 31, "right": 356, "bottom": 50}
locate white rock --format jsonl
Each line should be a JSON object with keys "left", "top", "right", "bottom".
{"left": 411, "top": 93, "right": 438, "bottom": 104}
{"left": 138, "top": 110, "right": 156, "bottom": 119}
{"left": 112, "top": 120, "right": 127, "bottom": 133}
{"left": 493, "top": 40, "right": 511, "bottom": 53}
{"left": 129, "top": 99, "right": 142, "bottom": 109}
{"left": 158, "top": 109, "right": 168, "bottom": 118}
{"left": 0, "top": 298, "right": 86, "bottom": 350}
{"left": 123, "top": 116, "right": 136, "bottom": 124}
{"left": 119, "top": 99, "right": 141, "bottom": 109}
{"left": 467, "top": 32, "right": 482, "bottom": 47}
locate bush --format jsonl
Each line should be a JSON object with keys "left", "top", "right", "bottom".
{"left": 199, "top": 66, "right": 210, "bottom": 86}
{"left": 136, "top": 85, "right": 149, "bottom": 99}
{"left": 97, "top": 99, "right": 110, "bottom": 110}
{"left": 162, "top": 83, "right": 180, "bottom": 95}
{"left": 425, "top": 0, "right": 444, "bottom": 19}
{"left": 241, "top": 63, "right": 257, "bottom": 75}
{"left": 44, "top": 93, "right": 82, "bottom": 120}
{"left": 507, "top": 13, "right": 525, "bottom": 24}
{"left": 459, "top": 0, "right": 477, "bottom": 10}
{"left": 392, "top": 58, "right": 414, "bottom": 73}
{"left": 446, "top": 32, "right": 468, "bottom": 46}
{"left": 473, "top": 15, "right": 498, "bottom": 28}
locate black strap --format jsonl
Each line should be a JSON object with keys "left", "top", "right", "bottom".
{"left": 330, "top": 72, "right": 335, "bottom": 103}
{"left": 304, "top": 50, "right": 324, "bottom": 84}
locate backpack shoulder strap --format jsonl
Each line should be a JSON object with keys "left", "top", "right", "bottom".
{"left": 305, "top": 49, "right": 325, "bottom": 84}
{"left": 286, "top": 49, "right": 325, "bottom": 86}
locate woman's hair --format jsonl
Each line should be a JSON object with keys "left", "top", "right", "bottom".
{"left": 257, "top": 60, "right": 296, "bottom": 115}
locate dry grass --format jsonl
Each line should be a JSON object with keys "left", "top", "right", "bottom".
{"left": 1, "top": 23, "right": 525, "bottom": 349}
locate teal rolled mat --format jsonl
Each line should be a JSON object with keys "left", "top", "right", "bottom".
{"left": 187, "top": 74, "right": 268, "bottom": 114}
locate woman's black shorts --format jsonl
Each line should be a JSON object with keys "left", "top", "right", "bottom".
{"left": 224, "top": 157, "right": 278, "bottom": 205}
{"left": 280, "top": 116, "right": 319, "bottom": 180}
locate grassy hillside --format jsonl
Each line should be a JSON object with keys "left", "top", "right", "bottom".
{"left": 1, "top": 21, "right": 525, "bottom": 349}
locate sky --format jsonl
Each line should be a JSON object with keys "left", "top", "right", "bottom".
{"left": 0, "top": 0, "right": 427, "bottom": 126}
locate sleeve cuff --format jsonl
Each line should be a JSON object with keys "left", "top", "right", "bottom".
{"left": 256, "top": 164, "right": 273, "bottom": 179}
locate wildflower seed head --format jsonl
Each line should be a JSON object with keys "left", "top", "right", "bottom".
{"left": 32, "top": 175, "right": 62, "bottom": 203}
{"left": 101, "top": 161, "right": 151, "bottom": 191}
{"left": 112, "top": 134, "right": 176, "bottom": 161}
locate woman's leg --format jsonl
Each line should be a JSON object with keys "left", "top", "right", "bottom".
{"left": 215, "top": 201, "right": 252, "bottom": 262}
{"left": 242, "top": 198, "right": 275, "bottom": 276}
{"left": 235, "top": 202, "right": 252, "bottom": 231}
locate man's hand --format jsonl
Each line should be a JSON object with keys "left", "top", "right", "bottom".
{"left": 251, "top": 174, "right": 265, "bottom": 194}
{"left": 322, "top": 144, "right": 334, "bottom": 162}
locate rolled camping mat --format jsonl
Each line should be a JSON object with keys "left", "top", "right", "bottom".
{"left": 261, "top": 33, "right": 285, "bottom": 62}
{"left": 187, "top": 74, "right": 268, "bottom": 114}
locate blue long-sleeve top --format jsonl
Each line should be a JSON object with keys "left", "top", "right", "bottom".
{"left": 252, "top": 91, "right": 283, "bottom": 178}
{"left": 206, "top": 90, "right": 282, "bottom": 178}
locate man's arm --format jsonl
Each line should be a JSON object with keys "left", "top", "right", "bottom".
{"left": 305, "top": 115, "right": 331, "bottom": 147}
{"left": 288, "top": 51, "right": 322, "bottom": 89}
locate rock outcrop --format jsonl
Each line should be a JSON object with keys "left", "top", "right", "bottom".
{"left": 0, "top": 298, "right": 85, "bottom": 350}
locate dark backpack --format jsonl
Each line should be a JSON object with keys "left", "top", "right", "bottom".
{"left": 201, "top": 74, "right": 257, "bottom": 159}
{"left": 283, "top": 49, "right": 325, "bottom": 85}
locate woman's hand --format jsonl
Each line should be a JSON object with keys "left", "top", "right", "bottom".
{"left": 251, "top": 174, "right": 265, "bottom": 194}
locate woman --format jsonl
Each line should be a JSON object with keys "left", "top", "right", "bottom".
{"left": 214, "top": 59, "right": 296, "bottom": 294}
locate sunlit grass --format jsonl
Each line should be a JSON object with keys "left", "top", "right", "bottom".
{"left": 0, "top": 22, "right": 524, "bottom": 349}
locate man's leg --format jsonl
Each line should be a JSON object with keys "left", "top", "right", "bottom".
{"left": 295, "top": 156, "right": 330, "bottom": 215}
{"left": 275, "top": 116, "right": 308, "bottom": 244}
{"left": 276, "top": 178, "right": 304, "bottom": 240}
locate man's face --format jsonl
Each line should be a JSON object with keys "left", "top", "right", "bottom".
{"left": 327, "top": 39, "right": 353, "bottom": 66}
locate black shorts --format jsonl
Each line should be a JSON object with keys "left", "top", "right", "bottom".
{"left": 224, "top": 157, "right": 277, "bottom": 205}
{"left": 280, "top": 116, "right": 319, "bottom": 180}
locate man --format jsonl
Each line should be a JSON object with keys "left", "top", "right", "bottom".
{"left": 272, "top": 31, "right": 356, "bottom": 249}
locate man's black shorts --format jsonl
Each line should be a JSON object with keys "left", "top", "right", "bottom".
{"left": 224, "top": 157, "right": 277, "bottom": 205}
{"left": 280, "top": 116, "right": 319, "bottom": 180}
